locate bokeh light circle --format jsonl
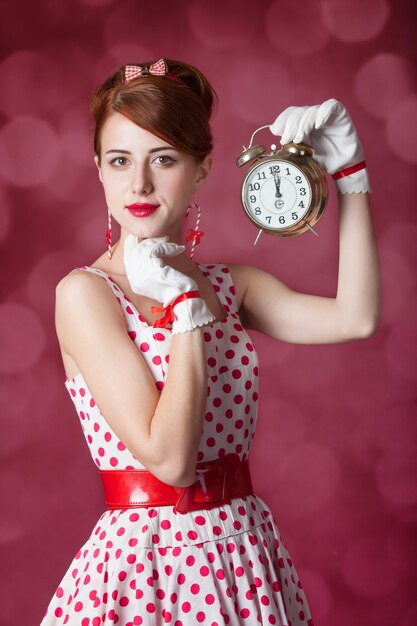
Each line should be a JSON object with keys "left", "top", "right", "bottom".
{"left": 355, "top": 53, "right": 416, "bottom": 120}
{"left": 375, "top": 444, "right": 417, "bottom": 507}
{"left": 0, "top": 51, "right": 55, "bottom": 118}
{"left": 275, "top": 443, "right": 340, "bottom": 516}
{"left": 188, "top": 0, "right": 259, "bottom": 49}
{"left": 59, "top": 107, "right": 94, "bottom": 167}
{"left": 378, "top": 246, "right": 416, "bottom": 325}
{"left": 341, "top": 534, "right": 404, "bottom": 597}
{"left": 266, "top": 0, "right": 330, "bottom": 56}
{"left": 0, "top": 303, "right": 45, "bottom": 374}
{"left": 227, "top": 59, "right": 295, "bottom": 125}
{"left": 0, "top": 116, "right": 61, "bottom": 187}
{"left": 27, "top": 250, "right": 82, "bottom": 316}
{"left": 386, "top": 97, "right": 417, "bottom": 165}
{"left": 0, "top": 185, "right": 11, "bottom": 245}
{"left": 384, "top": 296, "right": 417, "bottom": 382}
{"left": 321, "top": 0, "right": 389, "bottom": 43}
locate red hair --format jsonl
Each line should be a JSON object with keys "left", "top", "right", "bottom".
{"left": 90, "top": 59, "right": 216, "bottom": 163}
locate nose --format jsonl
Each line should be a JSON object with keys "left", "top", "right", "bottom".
{"left": 132, "top": 164, "right": 153, "bottom": 195}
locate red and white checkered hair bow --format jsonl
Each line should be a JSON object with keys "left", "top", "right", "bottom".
{"left": 125, "top": 59, "right": 168, "bottom": 83}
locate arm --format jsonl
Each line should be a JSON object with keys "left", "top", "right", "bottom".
{"left": 56, "top": 271, "right": 207, "bottom": 487}
{"left": 231, "top": 191, "right": 381, "bottom": 344}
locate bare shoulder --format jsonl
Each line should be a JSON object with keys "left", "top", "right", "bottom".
{"left": 55, "top": 269, "right": 125, "bottom": 343}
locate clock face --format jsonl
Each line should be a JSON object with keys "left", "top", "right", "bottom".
{"left": 243, "top": 159, "right": 312, "bottom": 230}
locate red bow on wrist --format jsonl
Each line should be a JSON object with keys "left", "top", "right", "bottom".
{"left": 151, "top": 291, "right": 201, "bottom": 329}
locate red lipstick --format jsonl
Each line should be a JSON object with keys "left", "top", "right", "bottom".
{"left": 125, "top": 202, "right": 160, "bottom": 217}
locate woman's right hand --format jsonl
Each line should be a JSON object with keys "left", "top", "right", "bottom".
{"left": 124, "top": 234, "right": 215, "bottom": 333}
{"left": 123, "top": 234, "right": 193, "bottom": 306}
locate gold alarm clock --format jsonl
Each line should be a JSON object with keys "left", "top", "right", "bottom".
{"left": 236, "top": 125, "right": 328, "bottom": 244}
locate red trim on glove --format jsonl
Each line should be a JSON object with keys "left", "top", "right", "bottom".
{"left": 151, "top": 290, "right": 201, "bottom": 328}
{"left": 332, "top": 161, "right": 367, "bottom": 180}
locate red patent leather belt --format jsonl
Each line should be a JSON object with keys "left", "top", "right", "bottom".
{"left": 99, "top": 453, "right": 253, "bottom": 514}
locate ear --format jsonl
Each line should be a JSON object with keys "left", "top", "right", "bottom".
{"left": 94, "top": 155, "right": 103, "bottom": 184}
{"left": 194, "top": 154, "right": 212, "bottom": 192}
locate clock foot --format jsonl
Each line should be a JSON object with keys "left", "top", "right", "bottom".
{"left": 305, "top": 223, "right": 319, "bottom": 237}
{"left": 254, "top": 229, "right": 263, "bottom": 246}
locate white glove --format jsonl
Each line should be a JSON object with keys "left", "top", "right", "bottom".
{"left": 270, "top": 98, "right": 371, "bottom": 194}
{"left": 123, "top": 235, "right": 215, "bottom": 333}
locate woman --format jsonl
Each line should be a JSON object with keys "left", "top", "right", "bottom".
{"left": 41, "top": 58, "right": 380, "bottom": 625}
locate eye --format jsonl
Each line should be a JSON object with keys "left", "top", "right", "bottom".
{"left": 109, "top": 156, "right": 129, "bottom": 167}
{"left": 153, "top": 154, "right": 176, "bottom": 166}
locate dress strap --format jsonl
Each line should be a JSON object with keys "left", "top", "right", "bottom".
{"left": 198, "top": 264, "right": 239, "bottom": 315}
{"left": 75, "top": 266, "right": 149, "bottom": 328}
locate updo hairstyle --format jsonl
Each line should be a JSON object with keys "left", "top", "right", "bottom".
{"left": 90, "top": 59, "right": 216, "bottom": 163}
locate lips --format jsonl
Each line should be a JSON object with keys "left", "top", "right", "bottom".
{"left": 125, "top": 202, "right": 160, "bottom": 217}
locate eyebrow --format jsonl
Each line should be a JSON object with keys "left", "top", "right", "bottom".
{"left": 105, "top": 147, "right": 177, "bottom": 155}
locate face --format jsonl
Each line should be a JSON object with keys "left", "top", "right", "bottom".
{"left": 95, "top": 112, "right": 212, "bottom": 243}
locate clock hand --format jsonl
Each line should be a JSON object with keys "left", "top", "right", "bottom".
{"left": 274, "top": 174, "right": 282, "bottom": 198}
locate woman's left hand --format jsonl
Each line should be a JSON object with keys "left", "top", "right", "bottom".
{"left": 269, "top": 98, "right": 371, "bottom": 194}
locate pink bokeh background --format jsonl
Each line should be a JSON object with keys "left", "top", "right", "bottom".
{"left": 1, "top": 1, "right": 416, "bottom": 624}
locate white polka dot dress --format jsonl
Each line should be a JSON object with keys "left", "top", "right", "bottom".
{"left": 41, "top": 264, "right": 314, "bottom": 626}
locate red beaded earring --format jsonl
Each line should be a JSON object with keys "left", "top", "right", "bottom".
{"left": 106, "top": 208, "right": 113, "bottom": 259}
{"left": 185, "top": 198, "right": 204, "bottom": 259}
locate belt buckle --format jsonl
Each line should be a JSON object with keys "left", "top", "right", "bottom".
{"left": 175, "top": 453, "right": 240, "bottom": 514}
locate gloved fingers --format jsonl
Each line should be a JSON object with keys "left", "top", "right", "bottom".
{"left": 150, "top": 242, "right": 185, "bottom": 259}
{"left": 280, "top": 106, "right": 311, "bottom": 145}
{"left": 293, "top": 106, "right": 320, "bottom": 144}
{"left": 269, "top": 105, "right": 301, "bottom": 137}
{"left": 314, "top": 98, "right": 342, "bottom": 129}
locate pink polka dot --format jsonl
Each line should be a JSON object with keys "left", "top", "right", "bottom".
{"left": 161, "top": 519, "right": 171, "bottom": 530}
{"left": 104, "top": 432, "right": 112, "bottom": 442}
{"left": 146, "top": 603, "right": 156, "bottom": 613}
{"left": 182, "top": 601, "right": 191, "bottom": 612}
{"left": 195, "top": 515, "right": 206, "bottom": 526}
{"left": 216, "top": 568, "right": 225, "bottom": 579}
{"left": 152, "top": 355, "right": 162, "bottom": 365}
{"left": 140, "top": 342, "right": 149, "bottom": 352}
{"left": 153, "top": 332, "right": 165, "bottom": 341}
{"left": 196, "top": 612, "right": 206, "bottom": 622}
{"left": 191, "top": 583, "right": 200, "bottom": 594}
{"left": 110, "top": 457, "right": 118, "bottom": 467}
{"left": 200, "top": 565, "right": 210, "bottom": 576}
{"left": 74, "top": 602, "right": 83, "bottom": 612}
{"left": 187, "top": 530, "right": 198, "bottom": 540}
{"left": 240, "top": 608, "right": 250, "bottom": 618}
{"left": 55, "top": 608, "right": 63, "bottom": 617}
